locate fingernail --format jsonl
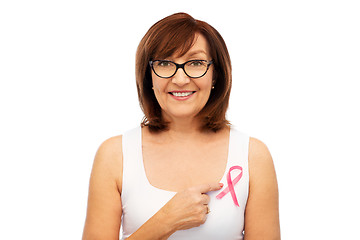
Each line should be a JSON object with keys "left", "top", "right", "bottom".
{"left": 219, "top": 183, "right": 224, "bottom": 188}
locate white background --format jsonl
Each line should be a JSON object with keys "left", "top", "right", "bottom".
{"left": 1, "top": 0, "right": 359, "bottom": 239}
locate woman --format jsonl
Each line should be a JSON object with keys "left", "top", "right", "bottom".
{"left": 82, "top": 13, "right": 280, "bottom": 239}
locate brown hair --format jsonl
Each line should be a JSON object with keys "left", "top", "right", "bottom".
{"left": 135, "top": 12, "right": 232, "bottom": 132}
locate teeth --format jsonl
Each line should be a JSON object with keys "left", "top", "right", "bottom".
{"left": 172, "top": 92, "right": 193, "bottom": 97}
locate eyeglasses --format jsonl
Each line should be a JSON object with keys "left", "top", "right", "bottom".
{"left": 149, "top": 59, "right": 213, "bottom": 79}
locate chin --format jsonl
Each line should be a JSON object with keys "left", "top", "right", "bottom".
{"left": 171, "top": 112, "right": 197, "bottom": 119}
{"left": 164, "top": 109, "right": 201, "bottom": 120}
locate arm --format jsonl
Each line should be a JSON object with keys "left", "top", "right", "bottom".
{"left": 244, "top": 137, "right": 281, "bottom": 240}
{"left": 82, "top": 136, "right": 220, "bottom": 240}
{"left": 82, "top": 136, "right": 173, "bottom": 240}
{"left": 128, "top": 183, "right": 223, "bottom": 239}
{"left": 82, "top": 136, "right": 123, "bottom": 240}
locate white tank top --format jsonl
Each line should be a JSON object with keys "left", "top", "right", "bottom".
{"left": 120, "top": 126, "right": 249, "bottom": 240}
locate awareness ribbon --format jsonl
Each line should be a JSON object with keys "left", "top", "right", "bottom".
{"left": 216, "top": 165, "right": 243, "bottom": 207}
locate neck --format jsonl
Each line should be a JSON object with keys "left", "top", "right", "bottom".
{"left": 161, "top": 114, "right": 205, "bottom": 142}
{"left": 144, "top": 115, "right": 228, "bottom": 145}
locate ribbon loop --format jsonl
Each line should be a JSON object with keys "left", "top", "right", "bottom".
{"left": 216, "top": 165, "right": 243, "bottom": 207}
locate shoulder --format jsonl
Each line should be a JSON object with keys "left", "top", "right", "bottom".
{"left": 248, "top": 137, "right": 272, "bottom": 165}
{"left": 248, "top": 137, "right": 277, "bottom": 194}
{"left": 96, "top": 135, "right": 123, "bottom": 157}
{"left": 93, "top": 135, "right": 123, "bottom": 192}
{"left": 247, "top": 137, "right": 277, "bottom": 191}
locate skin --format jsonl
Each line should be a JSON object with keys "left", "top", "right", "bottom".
{"left": 152, "top": 35, "right": 213, "bottom": 125}
{"left": 82, "top": 33, "right": 280, "bottom": 239}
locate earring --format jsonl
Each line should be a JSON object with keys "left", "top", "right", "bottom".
{"left": 211, "top": 86, "right": 215, "bottom": 89}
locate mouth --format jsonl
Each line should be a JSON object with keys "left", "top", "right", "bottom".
{"left": 169, "top": 91, "right": 196, "bottom": 97}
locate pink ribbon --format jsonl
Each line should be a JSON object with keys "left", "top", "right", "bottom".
{"left": 216, "top": 165, "right": 243, "bottom": 207}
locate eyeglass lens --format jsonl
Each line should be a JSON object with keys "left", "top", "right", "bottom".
{"left": 152, "top": 60, "right": 210, "bottom": 78}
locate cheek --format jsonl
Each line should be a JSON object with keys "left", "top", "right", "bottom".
{"left": 199, "top": 72, "right": 214, "bottom": 90}
{"left": 151, "top": 74, "right": 168, "bottom": 105}
{"left": 151, "top": 74, "right": 163, "bottom": 91}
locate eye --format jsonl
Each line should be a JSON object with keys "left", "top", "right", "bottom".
{"left": 157, "top": 60, "right": 172, "bottom": 67}
{"left": 189, "top": 60, "right": 206, "bottom": 67}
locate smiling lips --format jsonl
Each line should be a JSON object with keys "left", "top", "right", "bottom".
{"left": 169, "top": 91, "right": 196, "bottom": 100}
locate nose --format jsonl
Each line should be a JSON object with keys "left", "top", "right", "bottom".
{"left": 171, "top": 68, "right": 190, "bottom": 86}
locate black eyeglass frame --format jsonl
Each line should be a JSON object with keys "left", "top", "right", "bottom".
{"left": 149, "top": 60, "right": 213, "bottom": 79}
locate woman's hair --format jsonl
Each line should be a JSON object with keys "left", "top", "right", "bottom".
{"left": 136, "top": 12, "right": 232, "bottom": 132}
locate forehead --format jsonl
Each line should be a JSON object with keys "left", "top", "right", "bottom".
{"left": 154, "top": 33, "right": 210, "bottom": 59}
{"left": 178, "top": 34, "right": 210, "bottom": 58}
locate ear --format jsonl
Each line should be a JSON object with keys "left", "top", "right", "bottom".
{"left": 212, "top": 68, "right": 217, "bottom": 85}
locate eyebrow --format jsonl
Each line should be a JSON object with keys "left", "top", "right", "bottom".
{"left": 186, "top": 50, "right": 207, "bottom": 57}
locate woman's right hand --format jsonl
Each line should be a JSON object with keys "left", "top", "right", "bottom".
{"left": 158, "top": 183, "right": 224, "bottom": 231}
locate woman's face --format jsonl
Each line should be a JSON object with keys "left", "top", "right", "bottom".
{"left": 151, "top": 33, "right": 214, "bottom": 122}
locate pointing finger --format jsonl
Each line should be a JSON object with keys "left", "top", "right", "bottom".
{"left": 193, "top": 183, "right": 224, "bottom": 194}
